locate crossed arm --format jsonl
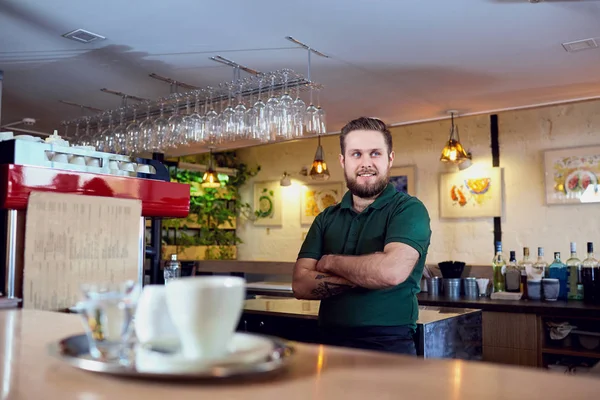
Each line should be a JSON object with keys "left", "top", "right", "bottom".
{"left": 292, "top": 242, "right": 420, "bottom": 300}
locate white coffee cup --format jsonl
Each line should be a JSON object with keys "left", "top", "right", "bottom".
{"left": 164, "top": 276, "right": 245, "bottom": 360}
{"left": 134, "top": 285, "right": 179, "bottom": 346}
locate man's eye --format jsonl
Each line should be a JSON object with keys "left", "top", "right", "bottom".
{"left": 352, "top": 152, "right": 361, "bottom": 157}
{"left": 371, "top": 151, "right": 381, "bottom": 157}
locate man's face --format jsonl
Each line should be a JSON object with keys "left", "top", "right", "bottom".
{"left": 339, "top": 130, "right": 394, "bottom": 199}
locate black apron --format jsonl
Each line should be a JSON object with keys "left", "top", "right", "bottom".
{"left": 319, "top": 325, "right": 417, "bottom": 356}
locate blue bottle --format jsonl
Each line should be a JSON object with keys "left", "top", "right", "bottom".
{"left": 548, "top": 252, "right": 569, "bottom": 300}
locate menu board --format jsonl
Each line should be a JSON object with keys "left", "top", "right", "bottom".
{"left": 22, "top": 192, "right": 142, "bottom": 311}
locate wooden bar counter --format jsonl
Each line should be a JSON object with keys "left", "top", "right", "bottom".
{"left": 1, "top": 309, "right": 598, "bottom": 399}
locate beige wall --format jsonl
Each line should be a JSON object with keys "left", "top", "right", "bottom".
{"left": 235, "top": 100, "right": 600, "bottom": 266}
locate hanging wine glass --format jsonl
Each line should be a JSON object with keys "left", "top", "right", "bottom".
{"left": 250, "top": 76, "right": 268, "bottom": 142}
{"left": 93, "top": 117, "right": 105, "bottom": 151}
{"left": 205, "top": 87, "right": 220, "bottom": 145}
{"left": 138, "top": 103, "right": 154, "bottom": 153}
{"left": 292, "top": 83, "right": 306, "bottom": 138}
{"left": 100, "top": 112, "right": 115, "bottom": 153}
{"left": 220, "top": 82, "right": 236, "bottom": 142}
{"left": 112, "top": 108, "right": 127, "bottom": 154}
{"left": 196, "top": 92, "right": 208, "bottom": 144}
{"left": 315, "top": 87, "right": 327, "bottom": 135}
{"left": 126, "top": 107, "right": 141, "bottom": 155}
{"left": 167, "top": 95, "right": 185, "bottom": 148}
{"left": 266, "top": 73, "right": 280, "bottom": 141}
{"left": 233, "top": 79, "right": 247, "bottom": 141}
{"left": 305, "top": 83, "right": 319, "bottom": 136}
{"left": 151, "top": 102, "right": 169, "bottom": 151}
{"left": 244, "top": 88, "right": 258, "bottom": 142}
{"left": 277, "top": 69, "right": 294, "bottom": 140}
{"left": 181, "top": 95, "right": 196, "bottom": 144}
{"left": 79, "top": 117, "right": 93, "bottom": 147}
{"left": 71, "top": 119, "right": 81, "bottom": 145}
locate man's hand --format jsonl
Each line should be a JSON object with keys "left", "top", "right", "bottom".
{"left": 315, "top": 254, "right": 334, "bottom": 274}
{"left": 292, "top": 258, "right": 356, "bottom": 300}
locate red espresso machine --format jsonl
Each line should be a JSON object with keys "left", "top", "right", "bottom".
{"left": 0, "top": 137, "right": 190, "bottom": 304}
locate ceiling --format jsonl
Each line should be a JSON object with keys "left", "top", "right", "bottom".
{"left": 3, "top": 0, "right": 600, "bottom": 145}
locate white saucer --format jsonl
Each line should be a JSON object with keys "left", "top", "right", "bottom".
{"left": 135, "top": 333, "right": 275, "bottom": 374}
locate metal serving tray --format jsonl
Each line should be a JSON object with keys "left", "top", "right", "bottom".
{"left": 48, "top": 334, "right": 295, "bottom": 381}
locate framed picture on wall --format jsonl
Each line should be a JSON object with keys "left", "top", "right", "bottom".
{"left": 439, "top": 167, "right": 503, "bottom": 219}
{"left": 253, "top": 181, "right": 283, "bottom": 226}
{"left": 300, "top": 182, "right": 345, "bottom": 225}
{"left": 544, "top": 145, "right": 600, "bottom": 205}
{"left": 389, "top": 165, "right": 416, "bottom": 196}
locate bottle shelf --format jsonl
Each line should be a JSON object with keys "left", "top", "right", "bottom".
{"left": 542, "top": 346, "right": 600, "bottom": 359}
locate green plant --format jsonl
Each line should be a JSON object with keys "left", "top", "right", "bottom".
{"left": 166, "top": 151, "right": 260, "bottom": 260}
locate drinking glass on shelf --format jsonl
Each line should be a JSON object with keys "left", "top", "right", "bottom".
{"left": 79, "top": 280, "right": 139, "bottom": 364}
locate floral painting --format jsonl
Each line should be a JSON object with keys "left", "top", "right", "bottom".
{"left": 544, "top": 145, "right": 600, "bottom": 205}
{"left": 253, "top": 181, "right": 282, "bottom": 226}
{"left": 439, "top": 167, "right": 503, "bottom": 219}
{"left": 300, "top": 182, "right": 345, "bottom": 225}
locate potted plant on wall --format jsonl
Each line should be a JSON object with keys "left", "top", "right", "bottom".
{"left": 160, "top": 152, "right": 260, "bottom": 260}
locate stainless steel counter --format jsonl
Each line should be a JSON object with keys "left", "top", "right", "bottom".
{"left": 243, "top": 295, "right": 482, "bottom": 361}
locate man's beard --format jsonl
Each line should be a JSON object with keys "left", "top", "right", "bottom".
{"left": 344, "top": 168, "right": 389, "bottom": 199}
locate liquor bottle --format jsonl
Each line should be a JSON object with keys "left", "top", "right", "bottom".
{"left": 164, "top": 253, "right": 181, "bottom": 284}
{"left": 531, "top": 247, "right": 547, "bottom": 281}
{"left": 492, "top": 241, "right": 506, "bottom": 292}
{"left": 566, "top": 242, "right": 583, "bottom": 300}
{"left": 518, "top": 247, "right": 533, "bottom": 298}
{"left": 581, "top": 242, "right": 600, "bottom": 304}
{"left": 548, "top": 252, "right": 568, "bottom": 301}
{"left": 505, "top": 251, "right": 521, "bottom": 293}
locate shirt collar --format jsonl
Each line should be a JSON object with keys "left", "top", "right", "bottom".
{"left": 340, "top": 183, "right": 397, "bottom": 211}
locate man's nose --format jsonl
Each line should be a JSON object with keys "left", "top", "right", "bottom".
{"left": 359, "top": 155, "right": 373, "bottom": 168}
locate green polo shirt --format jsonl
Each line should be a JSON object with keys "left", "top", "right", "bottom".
{"left": 297, "top": 183, "right": 431, "bottom": 331}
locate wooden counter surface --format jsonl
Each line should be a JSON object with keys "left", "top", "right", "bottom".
{"left": 1, "top": 309, "right": 598, "bottom": 399}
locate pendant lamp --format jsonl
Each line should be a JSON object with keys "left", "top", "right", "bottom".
{"left": 309, "top": 135, "right": 330, "bottom": 181}
{"left": 440, "top": 111, "right": 470, "bottom": 164}
{"left": 201, "top": 149, "right": 221, "bottom": 188}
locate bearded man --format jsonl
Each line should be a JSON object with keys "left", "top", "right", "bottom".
{"left": 292, "top": 117, "right": 432, "bottom": 355}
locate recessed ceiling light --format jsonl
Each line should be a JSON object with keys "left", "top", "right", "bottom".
{"left": 562, "top": 38, "right": 598, "bottom": 53}
{"left": 62, "top": 29, "right": 106, "bottom": 44}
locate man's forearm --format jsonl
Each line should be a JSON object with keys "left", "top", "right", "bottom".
{"left": 318, "top": 249, "right": 415, "bottom": 289}
{"left": 292, "top": 270, "right": 356, "bottom": 300}
{"left": 323, "top": 253, "right": 391, "bottom": 289}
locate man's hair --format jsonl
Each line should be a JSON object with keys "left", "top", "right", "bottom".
{"left": 339, "top": 117, "right": 393, "bottom": 156}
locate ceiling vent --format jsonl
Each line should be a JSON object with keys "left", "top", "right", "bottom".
{"left": 62, "top": 29, "right": 106, "bottom": 44}
{"left": 562, "top": 38, "right": 598, "bottom": 53}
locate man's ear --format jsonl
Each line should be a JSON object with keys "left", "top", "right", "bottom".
{"left": 339, "top": 154, "right": 345, "bottom": 169}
